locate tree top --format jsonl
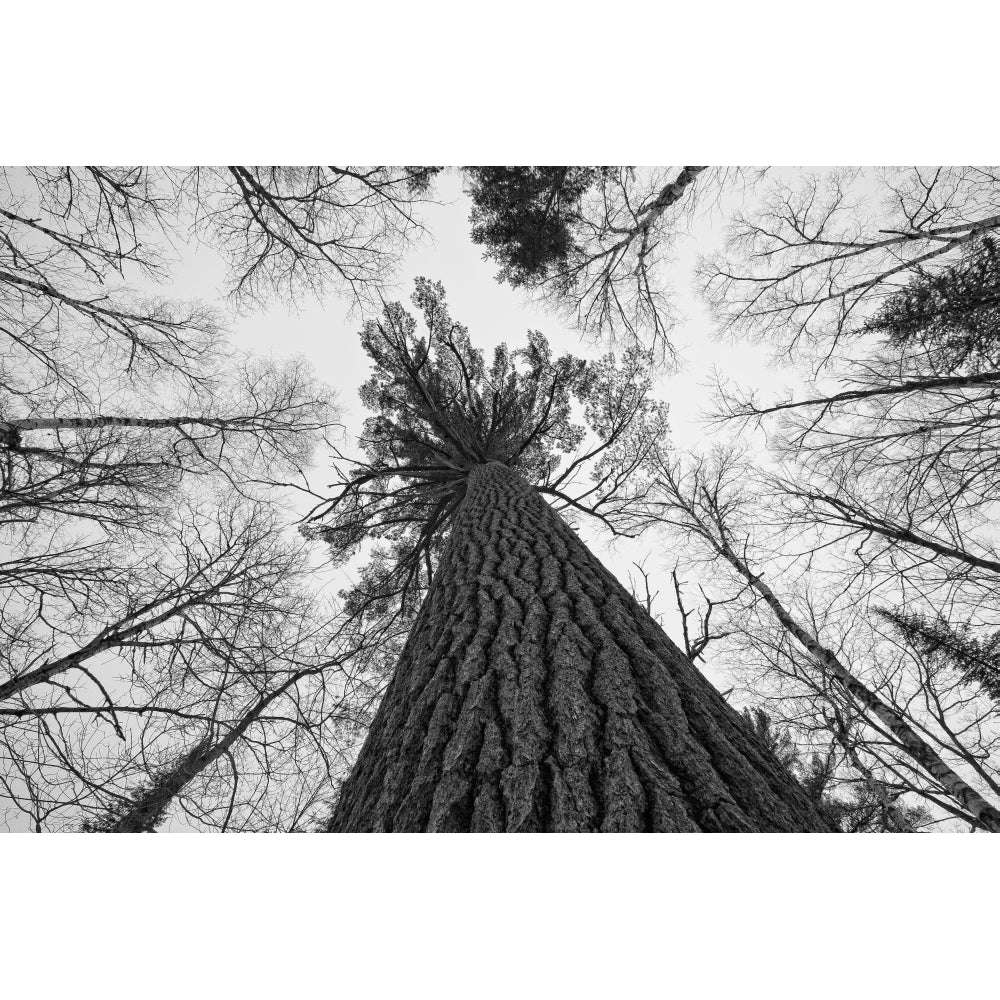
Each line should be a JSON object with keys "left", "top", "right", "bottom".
{"left": 306, "top": 278, "right": 669, "bottom": 606}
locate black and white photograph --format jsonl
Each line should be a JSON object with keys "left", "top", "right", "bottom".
{"left": 5, "top": 3, "right": 995, "bottom": 996}
{"left": 7, "top": 160, "right": 1000, "bottom": 835}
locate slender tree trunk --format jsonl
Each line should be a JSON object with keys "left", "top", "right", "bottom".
{"left": 798, "top": 490, "right": 1000, "bottom": 576}
{"left": 0, "top": 415, "right": 254, "bottom": 450}
{"left": 712, "top": 537, "right": 1000, "bottom": 833}
{"left": 91, "top": 668, "right": 324, "bottom": 832}
{"left": 832, "top": 707, "right": 920, "bottom": 830}
{"left": 636, "top": 166, "right": 707, "bottom": 235}
{"left": 93, "top": 739, "right": 218, "bottom": 833}
{"left": 0, "top": 593, "right": 206, "bottom": 702}
{"left": 329, "top": 462, "right": 832, "bottom": 832}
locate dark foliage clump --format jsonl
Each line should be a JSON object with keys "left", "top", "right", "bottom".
{"left": 864, "top": 236, "right": 1000, "bottom": 371}
{"left": 877, "top": 608, "right": 1000, "bottom": 706}
{"left": 305, "top": 277, "right": 666, "bottom": 609}
{"left": 465, "top": 166, "right": 611, "bottom": 286}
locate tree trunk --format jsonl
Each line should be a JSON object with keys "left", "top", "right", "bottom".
{"left": 329, "top": 462, "right": 832, "bottom": 832}
{"left": 90, "top": 668, "right": 323, "bottom": 832}
{"left": 712, "top": 536, "right": 1000, "bottom": 833}
{"left": 93, "top": 740, "right": 215, "bottom": 833}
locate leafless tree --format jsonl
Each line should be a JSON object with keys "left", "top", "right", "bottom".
{"left": 1, "top": 165, "right": 432, "bottom": 829}
{"left": 2, "top": 165, "right": 438, "bottom": 322}
{"left": 0, "top": 497, "right": 399, "bottom": 831}
{"left": 674, "top": 168, "right": 1000, "bottom": 831}
{"left": 181, "top": 166, "right": 440, "bottom": 308}
{"left": 651, "top": 449, "right": 1000, "bottom": 831}
{"left": 699, "top": 166, "right": 1000, "bottom": 363}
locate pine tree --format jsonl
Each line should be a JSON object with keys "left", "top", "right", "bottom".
{"left": 863, "top": 235, "right": 1000, "bottom": 371}
{"left": 877, "top": 608, "right": 1000, "bottom": 706}
{"left": 466, "top": 167, "right": 611, "bottom": 286}
{"left": 463, "top": 166, "right": 706, "bottom": 355}
{"left": 742, "top": 707, "right": 800, "bottom": 773}
{"left": 313, "top": 280, "right": 833, "bottom": 832}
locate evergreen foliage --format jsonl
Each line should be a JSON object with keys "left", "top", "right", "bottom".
{"left": 878, "top": 608, "right": 1000, "bottom": 705}
{"left": 306, "top": 277, "right": 668, "bottom": 608}
{"left": 864, "top": 236, "right": 1000, "bottom": 371}
{"left": 465, "top": 167, "right": 611, "bottom": 286}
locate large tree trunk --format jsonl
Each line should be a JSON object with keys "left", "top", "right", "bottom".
{"left": 330, "top": 462, "right": 832, "bottom": 832}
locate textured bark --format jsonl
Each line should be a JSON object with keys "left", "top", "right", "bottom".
{"left": 330, "top": 463, "right": 832, "bottom": 832}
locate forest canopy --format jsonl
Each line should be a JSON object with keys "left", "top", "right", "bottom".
{"left": 3, "top": 165, "right": 1000, "bottom": 833}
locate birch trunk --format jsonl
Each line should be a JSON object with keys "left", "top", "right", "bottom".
{"left": 0, "top": 415, "right": 253, "bottom": 447}
{"left": 714, "top": 538, "right": 1000, "bottom": 833}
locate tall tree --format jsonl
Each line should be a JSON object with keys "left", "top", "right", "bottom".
{"left": 186, "top": 165, "right": 440, "bottom": 307}
{"left": 80, "top": 657, "right": 356, "bottom": 833}
{"left": 711, "top": 238, "right": 1000, "bottom": 571}
{"left": 877, "top": 609, "right": 1000, "bottom": 708}
{"left": 466, "top": 167, "right": 612, "bottom": 285}
{"left": 0, "top": 498, "right": 379, "bottom": 832}
{"left": 685, "top": 168, "right": 1000, "bottom": 831}
{"left": 699, "top": 166, "right": 1000, "bottom": 358}
{"left": 312, "top": 279, "right": 832, "bottom": 831}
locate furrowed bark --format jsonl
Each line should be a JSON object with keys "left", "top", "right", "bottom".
{"left": 330, "top": 462, "right": 833, "bottom": 832}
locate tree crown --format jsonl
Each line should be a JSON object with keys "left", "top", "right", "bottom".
{"left": 306, "top": 277, "right": 668, "bottom": 607}
{"left": 466, "top": 166, "right": 612, "bottom": 286}
{"left": 864, "top": 235, "right": 1000, "bottom": 373}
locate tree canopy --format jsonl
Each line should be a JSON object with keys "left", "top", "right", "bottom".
{"left": 306, "top": 276, "right": 669, "bottom": 617}
{"left": 466, "top": 166, "right": 613, "bottom": 285}
{"left": 6, "top": 163, "right": 1000, "bottom": 834}
{"left": 465, "top": 166, "right": 710, "bottom": 356}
